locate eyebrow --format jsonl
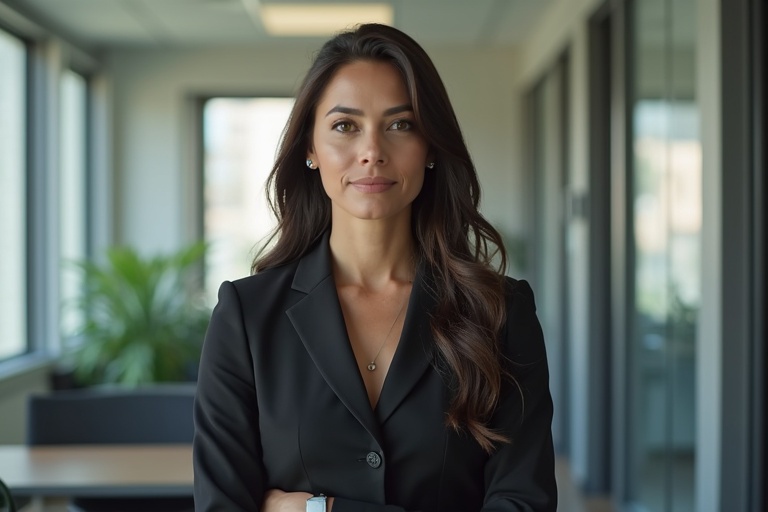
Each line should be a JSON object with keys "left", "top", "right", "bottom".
{"left": 324, "top": 104, "right": 413, "bottom": 117}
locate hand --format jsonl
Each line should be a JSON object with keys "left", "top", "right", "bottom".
{"left": 263, "top": 489, "right": 335, "bottom": 512}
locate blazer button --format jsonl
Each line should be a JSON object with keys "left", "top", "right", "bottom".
{"left": 365, "top": 451, "right": 382, "bottom": 468}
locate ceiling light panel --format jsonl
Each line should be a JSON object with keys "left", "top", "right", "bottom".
{"left": 260, "top": 3, "right": 393, "bottom": 36}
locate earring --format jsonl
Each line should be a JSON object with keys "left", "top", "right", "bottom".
{"left": 427, "top": 162, "right": 435, "bottom": 169}
{"left": 306, "top": 159, "right": 316, "bottom": 169}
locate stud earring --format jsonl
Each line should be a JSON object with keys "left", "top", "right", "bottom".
{"left": 306, "top": 159, "right": 315, "bottom": 169}
{"left": 427, "top": 162, "right": 435, "bottom": 169}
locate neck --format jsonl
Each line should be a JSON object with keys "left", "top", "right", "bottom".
{"left": 329, "top": 214, "right": 416, "bottom": 291}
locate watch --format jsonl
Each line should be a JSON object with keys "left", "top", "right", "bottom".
{"left": 306, "top": 493, "right": 327, "bottom": 512}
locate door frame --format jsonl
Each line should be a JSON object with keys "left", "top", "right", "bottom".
{"left": 720, "top": 0, "right": 765, "bottom": 508}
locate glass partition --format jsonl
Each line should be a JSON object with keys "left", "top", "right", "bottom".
{"left": 627, "top": 0, "right": 699, "bottom": 510}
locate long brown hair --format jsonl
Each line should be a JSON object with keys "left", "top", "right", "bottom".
{"left": 253, "top": 23, "right": 509, "bottom": 452}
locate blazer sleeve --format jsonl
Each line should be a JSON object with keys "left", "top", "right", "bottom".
{"left": 480, "top": 279, "right": 557, "bottom": 511}
{"left": 334, "top": 279, "right": 556, "bottom": 512}
{"left": 194, "top": 280, "right": 266, "bottom": 511}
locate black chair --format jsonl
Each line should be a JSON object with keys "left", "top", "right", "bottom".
{"left": 0, "top": 477, "right": 17, "bottom": 512}
{"left": 27, "top": 384, "right": 196, "bottom": 512}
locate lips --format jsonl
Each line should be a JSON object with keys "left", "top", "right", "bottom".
{"left": 349, "top": 176, "right": 396, "bottom": 193}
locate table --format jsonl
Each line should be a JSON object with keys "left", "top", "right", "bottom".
{"left": 0, "top": 444, "right": 193, "bottom": 510}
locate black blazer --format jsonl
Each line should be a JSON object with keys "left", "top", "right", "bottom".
{"left": 193, "top": 234, "right": 556, "bottom": 511}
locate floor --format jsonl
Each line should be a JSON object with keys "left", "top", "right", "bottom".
{"left": 556, "top": 457, "right": 615, "bottom": 512}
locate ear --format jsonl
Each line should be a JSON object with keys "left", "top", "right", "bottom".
{"left": 306, "top": 144, "right": 317, "bottom": 164}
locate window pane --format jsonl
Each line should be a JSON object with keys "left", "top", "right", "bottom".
{"left": 202, "top": 97, "right": 294, "bottom": 304}
{"left": 0, "top": 29, "right": 27, "bottom": 360}
{"left": 60, "top": 70, "right": 88, "bottom": 341}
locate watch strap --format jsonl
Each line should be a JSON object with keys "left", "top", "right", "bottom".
{"left": 306, "top": 493, "right": 326, "bottom": 512}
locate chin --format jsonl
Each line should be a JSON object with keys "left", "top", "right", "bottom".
{"left": 332, "top": 199, "right": 413, "bottom": 223}
{"left": 347, "top": 204, "right": 394, "bottom": 220}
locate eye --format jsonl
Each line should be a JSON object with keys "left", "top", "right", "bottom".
{"left": 390, "top": 119, "right": 413, "bottom": 131}
{"left": 332, "top": 121, "right": 355, "bottom": 133}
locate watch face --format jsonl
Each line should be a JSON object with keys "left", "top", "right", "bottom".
{"left": 306, "top": 496, "right": 326, "bottom": 512}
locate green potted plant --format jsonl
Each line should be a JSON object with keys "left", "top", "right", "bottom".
{"left": 65, "top": 242, "right": 211, "bottom": 387}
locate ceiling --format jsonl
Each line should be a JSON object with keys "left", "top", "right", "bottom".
{"left": 4, "top": 0, "right": 555, "bottom": 49}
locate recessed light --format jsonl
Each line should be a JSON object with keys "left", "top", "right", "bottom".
{"left": 260, "top": 3, "right": 393, "bottom": 36}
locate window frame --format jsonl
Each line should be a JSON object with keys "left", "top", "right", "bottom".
{"left": 720, "top": 0, "right": 765, "bottom": 508}
{"left": 0, "top": 19, "right": 100, "bottom": 378}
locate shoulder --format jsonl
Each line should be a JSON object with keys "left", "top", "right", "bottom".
{"left": 502, "top": 276, "right": 538, "bottom": 312}
{"left": 215, "top": 260, "right": 301, "bottom": 313}
{"left": 500, "top": 277, "right": 546, "bottom": 365}
{"left": 232, "top": 261, "right": 299, "bottom": 294}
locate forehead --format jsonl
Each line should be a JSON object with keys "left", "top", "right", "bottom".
{"left": 316, "top": 60, "right": 410, "bottom": 108}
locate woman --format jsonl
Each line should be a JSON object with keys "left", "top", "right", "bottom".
{"left": 193, "top": 23, "right": 556, "bottom": 512}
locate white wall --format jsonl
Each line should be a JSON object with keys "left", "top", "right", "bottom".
{"left": 0, "top": 362, "right": 50, "bottom": 443}
{"left": 108, "top": 44, "right": 523, "bottom": 261}
{"left": 517, "top": 0, "right": 603, "bottom": 90}
{"left": 427, "top": 47, "right": 525, "bottom": 240}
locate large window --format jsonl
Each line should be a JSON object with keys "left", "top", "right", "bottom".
{"left": 0, "top": 29, "right": 27, "bottom": 361}
{"left": 202, "top": 97, "right": 294, "bottom": 303}
{"left": 59, "top": 69, "right": 89, "bottom": 341}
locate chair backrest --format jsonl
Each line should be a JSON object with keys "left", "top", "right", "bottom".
{"left": 26, "top": 384, "right": 195, "bottom": 445}
{"left": 0, "top": 477, "right": 17, "bottom": 512}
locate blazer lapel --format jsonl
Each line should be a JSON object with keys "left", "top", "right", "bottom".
{"left": 286, "top": 234, "right": 383, "bottom": 444}
{"left": 375, "top": 264, "right": 436, "bottom": 425}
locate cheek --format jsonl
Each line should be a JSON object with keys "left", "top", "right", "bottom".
{"left": 405, "top": 145, "right": 429, "bottom": 179}
{"left": 410, "top": 171, "right": 426, "bottom": 196}
{"left": 317, "top": 170, "right": 337, "bottom": 197}
{"left": 315, "top": 140, "right": 356, "bottom": 170}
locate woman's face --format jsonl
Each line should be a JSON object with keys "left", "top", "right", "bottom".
{"left": 308, "top": 60, "right": 430, "bottom": 224}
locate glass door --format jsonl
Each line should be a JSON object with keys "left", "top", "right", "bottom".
{"left": 626, "top": 0, "right": 700, "bottom": 510}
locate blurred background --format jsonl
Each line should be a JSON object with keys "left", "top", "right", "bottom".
{"left": 0, "top": 1, "right": 764, "bottom": 511}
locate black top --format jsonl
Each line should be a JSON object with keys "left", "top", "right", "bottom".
{"left": 193, "top": 234, "right": 557, "bottom": 511}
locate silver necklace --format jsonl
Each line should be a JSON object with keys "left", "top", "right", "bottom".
{"left": 367, "top": 297, "right": 408, "bottom": 371}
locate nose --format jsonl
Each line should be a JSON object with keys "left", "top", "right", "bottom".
{"left": 359, "top": 130, "right": 387, "bottom": 166}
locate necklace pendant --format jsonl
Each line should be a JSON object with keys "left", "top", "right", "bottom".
{"left": 367, "top": 363, "right": 376, "bottom": 371}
